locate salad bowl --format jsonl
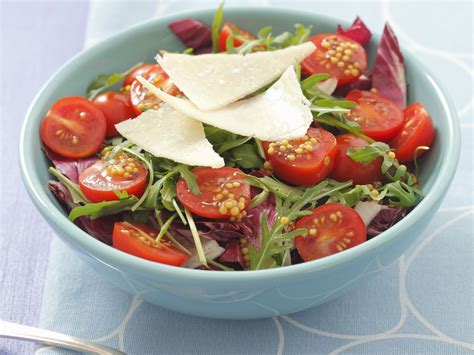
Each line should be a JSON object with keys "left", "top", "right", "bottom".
{"left": 19, "top": 7, "right": 460, "bottom": 319}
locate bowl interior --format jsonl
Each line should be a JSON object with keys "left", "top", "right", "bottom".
{"left": 20, "top": 8, "right": 456, "bottom": 278}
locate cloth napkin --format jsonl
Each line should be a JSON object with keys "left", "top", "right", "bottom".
{"left": 35, "top": 1, "right": 473, "bottom": 354}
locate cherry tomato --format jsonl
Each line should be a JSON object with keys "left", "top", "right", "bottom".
{"left": 294, "top": 202, "right": 366, "bottom": 261}
{"left": 121, "top": 63, "right": 156, "bottom": 90}
{"left": 129, "top": 65, "right": 180, "bottom": 115}
{"left": 390, "top": 103, "right": 435, "bottom": 163}
{"left": 263, "top": 128, "right": 337, "bottom": 186}
{"left": 93, "top": 92, "right": 136, "bottom": 137}
{"left": 302, "top": 33, "right": 368, "bottom": 85}
{"left": 176, "top": 167, "right": 251, "bottom": 220}
{"left": 219, "top": 22, "right": 256, "bottom": 52}
{"left": 113, "top": 222, "right": 188, "bottom": 266}
{"left": 345, "top": 90, "right": 404, "bottom": 142}
{"left": 330, "top": 134, "right": 383, "bottom": 185}
{"left": 79, "top": 152, "right": 148, "bottom": 203}
{"left": 40, "top": 96, "right": 106, "bottom": 159}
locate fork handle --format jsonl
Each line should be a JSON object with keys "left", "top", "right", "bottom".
{"left": 0, "top": 320, "right": 125, "bottom": 354}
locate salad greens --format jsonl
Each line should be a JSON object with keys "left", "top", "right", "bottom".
{"left": 43, "top": 3, "right": 432, "bottom": 272}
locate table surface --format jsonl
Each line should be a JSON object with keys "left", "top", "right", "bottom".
{"left": 1, "top": 1, "right": 473, "bottom": 354}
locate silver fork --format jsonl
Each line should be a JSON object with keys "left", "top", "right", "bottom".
{"left": 0, "top": 320, "right": 125, "bottom": 354}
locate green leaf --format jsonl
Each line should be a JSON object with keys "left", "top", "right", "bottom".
{"left": 86, "top": 62, "right": 142, "bottom": 99}
{"left": 225, "top": 33, "right": 237, "bottom": 54}
{"left": 216, "top": 135, "right": 252, "bottom": 155}
{"left": 347, "top": 142, "right": 390, "bottom": 166}
{"left": 177, "top": 165, "right": 201, "bottom": 195}
{"left": 384, "top": 181, "right": 421, "bottom": 207}
{"left": 184, "top": 208, "right": 208, "bottom": 266}
{"left": 161, "top": 178, "right": 177, "bottom": 211}
{"left": 314, "top": 99, "right": 356, "bottom": 109}
{"left": 69, "top": 195, "right": 138, "bottom": 222}
{"left": 211, "top": 2, "right": 224, "bottom": 53}
{"left": 231, "top": 144, "right": 264, "bottom": 169}
{"left": 48, "top": 167, "right": 88, "bottom": 204}
{"left": 247, "top": 179, "right": 352, "bottom": 270}
{"left": 314, "top": 113, "right": 374, "bottom": 143}
{"left": 301, "top": 73, "right": 331, "bottom": 91}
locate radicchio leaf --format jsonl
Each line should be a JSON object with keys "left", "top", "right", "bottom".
{"left": 169, "top": 18, "right": 212, "bottom": 52}
{"left": 337, "top": 17, "right": 372, "bottom": 46}
{"left": 45, "top": 148, "right": 99, "bottom": 183}
{"left": 371, "top": 23, "right": 407, "bottom": 108}
{"left": 367, "top": 205, "right": 408, "bottom": 239}
{"left": 218, "top": 239, "right": 246, "bottom": 267}
{"left": 48, "top": 181, "right": 118, "bottom": 245}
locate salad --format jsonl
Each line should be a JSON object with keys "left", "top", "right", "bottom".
{"left": 41, "top": 5, "right": 435, "bottom": 271}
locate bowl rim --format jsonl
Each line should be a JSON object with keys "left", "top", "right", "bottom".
{"left": 19, "top": 6, "right": 461, "bottom": 283}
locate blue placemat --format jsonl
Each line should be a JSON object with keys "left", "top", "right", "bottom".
{"left": 35, "top": 1, "right": 473, "bottom": 354}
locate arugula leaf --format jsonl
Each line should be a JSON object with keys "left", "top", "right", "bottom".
{"left": 184, "top": 208, "right": 208, "bottom": 266}
{"left": 87, "top": 62, "right": 142, "bottom": 100}
{"left": 216, "top": 136, "right": 252, "bottom": 155}
{"left": 301, "top": 73, "right": 331, "bottom": 91}
{"left": 247, "top": 179, "right": 352, "bottom": 270}
{"left": 69, "top": 194, "right": 138, "bottom": 222}
{"left": 155, "top": 211, "right": 191, "bottom": 255}
{"left": 211, "top": 2, "right": 224, "bottom": 53}
{"left": 161, "top": 177, "right": 177, "bottom": 211}
{"left": 384, "top": 181, "right": 421, "bottom": 207}
{"left": 48, "top": 167, "right": 88, "bottom": 204}
{"left": 234, "top": 23, "right": 313, "bottom": 54}
{"left": 230, "top": 144, "right": 264, "bottom": 169}
{"left": 176, "top": 165, "right": 200, "bottom": 195}
{"left": 314, "top": 113, "right": 374, "bottom": 143}
{"left": 246, "top": 175, "right": 304, "bottom": 200}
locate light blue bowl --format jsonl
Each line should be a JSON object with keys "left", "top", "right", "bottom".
{"left": 19, "top": 7, "right": 460, "bottom": 319}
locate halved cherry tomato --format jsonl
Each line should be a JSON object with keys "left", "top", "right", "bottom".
{"left": 219, "top": 22, "right": 256, "bottom": 52}
{"left": 79, "top": 152, "right": 148, "bottom": 203}
{"left": 302, "top": 33, "right": 368, "bottom": 85}
{"left": 122, "top": 63, "right": 156, "bottom": 89}
{"left": 263, "top": 128, "right": 337, "bottom": 186}
{"left": 176, "top": 167, "right": 250, "bottom": 220}
{"left": 40, "top": 96, "right": 106, "bottom": 159}
{"left": 113, "top": 222, "right": 188, "bottom": 266}
{"left": 93, "top": 92, "right": 136, "bottom": 137}
{"left": 330, "top": 134, "right": 383, "bottom": 185}
{"left": 345, "top": 90, "right": 404, "bottom": 142}
{"left": 294, "top": 202, "right": 366, "bottom": 261}
{"left": 129, "top": 65, "right": 180, "bottom": 115}
{"left": 390, "top": 103, "right": 435, "bottom": 163}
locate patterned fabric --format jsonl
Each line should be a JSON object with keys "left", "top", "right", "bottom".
{"left": 34, "top": 1, "right": 473, "bottom": 354}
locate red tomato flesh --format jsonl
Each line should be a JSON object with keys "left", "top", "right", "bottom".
{"left": 390, "top": 103, "right": 435, "bottom": 163}
{"left": 263, "top": 128, "right": 337, "bottom": 186}
{"left": 302, "top": 33, "right": 368, "bottom": 85}
{"left": 295, "top": 202, "right": 366, "bottom": 261}
{"left": 40, "top": 96, "right": 106, "bottom": 158}
{"left": 79, "top": 152, "right": 148, "bottom": 203}
{"left": 129, "top": 65, "right": 180, "bottom": 115}
{"left": 113, "top": 222, "right": 188, "bottom": 266}
{"left": 330, "top": 134, "right": 384, "bottom": 185}
{"left": 176, "top": 167, "right": 251, "bottom": 220}
{"left": 345, "top": 90, "right": 404, "bottom": 142}
{"left": 93, "top": 92, "right": 136, "bottom": 137}
{"left": 122, "top": 64, "right": 156, "bottom": 89}
{"left": 219, "top": 22, "right": 256, "bottom": 52}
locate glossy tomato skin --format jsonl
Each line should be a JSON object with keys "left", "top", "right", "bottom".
{"left": 345, "top": 90, "right": 404, "bottom": 142}
{"left": 176, "top": 167, "right": 251, "bottom": 220}
{"left": 263, "top": 128, "right": 337, "bottom": 186}
{"left": 330, "top": 134, "right": 384, "bottom": 185}
{"left": 93, "top": 92, "right": 136, "bottom": 137}
{"left": 113, "top": 222, "right": 188, "bottom": 266}
{"left": 129, "top": 65, "right": 180, "bottom": 115}
{"left": 79, "top": 155, "right": 148, "bottom": 203}
{"left": 294, "top": 202, "right": 366, "bottom": 261}
{"left": 390, "top": 103, "right": 435, "bottom": 163}
{"left": 302, "top": 33, "right": 368, "bottom": 85}
{"left": 40, "top": 96, "right": 106, "bottom": 159}
{"left": 122, "top": 63, "right": 156, "bottom": 89}
{"left": 219, "top": 22, "right": 256, "bottom": 52}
